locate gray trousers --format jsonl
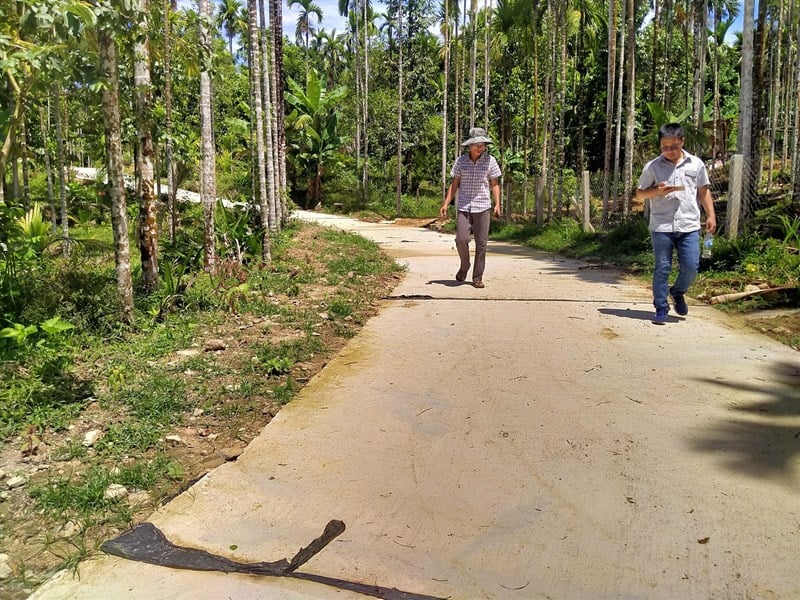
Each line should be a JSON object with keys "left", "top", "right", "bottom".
{"left": 456, "top": 209, "right": 491, "bottom": 281}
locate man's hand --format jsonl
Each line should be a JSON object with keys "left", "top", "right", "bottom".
{"left": 439, "top": 203, "right": 449, "bottom": 218}
{"left": 655, "top": 182, "right": 682, "bottom": 195}
{"left": 493, "top": 204, "right": 501, "bottom": 217}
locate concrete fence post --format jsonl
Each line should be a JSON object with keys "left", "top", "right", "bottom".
{"left": 582, "top": 171, "right": 594, "bottom": 232}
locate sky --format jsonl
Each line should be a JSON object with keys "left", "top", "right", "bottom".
{"left": 287, "top": 1, "right": 749, "bottom": 45}
{"left": 185, "top": 0, "right": 749, "bottom": 46}
{"left": 283, "top": 1, "right": 387, "bottom": 40}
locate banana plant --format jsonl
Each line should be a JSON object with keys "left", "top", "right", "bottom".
{"left": 285, "top": 69, "right": 348, "bottom": 207}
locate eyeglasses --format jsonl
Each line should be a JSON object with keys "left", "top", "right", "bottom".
{"left": 660, "top": 143, "right": 682, "bottom": 152}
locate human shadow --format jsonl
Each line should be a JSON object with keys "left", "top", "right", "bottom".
{"left": 426, "top": 279, "right": 472, "bottom": 288}
{"left": 598, "top": 307, "right": 656, "bottom": 321}
{"left": 598, "top": 307, "right": 685, "bottom": 322}
{"left": 688, "top": 360, "right": 800, "bottom": 482}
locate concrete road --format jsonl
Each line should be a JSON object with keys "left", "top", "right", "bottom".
{"left": 32, "top": 212, "right": 800, "bottom": 599}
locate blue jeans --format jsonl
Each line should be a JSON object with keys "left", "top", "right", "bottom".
{"left": 651, "top": 230, "right": 700, "bottom": 310}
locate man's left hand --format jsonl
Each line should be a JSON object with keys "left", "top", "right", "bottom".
{"left": 493, "top": 204, "right": 501, "bottom": 217}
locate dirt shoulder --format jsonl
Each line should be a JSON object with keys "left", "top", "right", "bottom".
{"left": 0, "top": 222, "right": 402, "bottom": 599}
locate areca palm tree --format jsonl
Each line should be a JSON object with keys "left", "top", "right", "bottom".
{"left": 217, "top": 0, "right": 243, "bottom": 56}
{"left": 134, "top": 0, "right": 159, "bottom": 293}
{"left": 97, "top": 19, "right": 134, "bottom": 322}
{"left": 288, "top": 0, "right": 323, "bottom": 76}
{"left": 199, "top": 0, "right": 217, "bottom": 273}
{"left": 318, "top": 29, "right": 347, "bottom": 87}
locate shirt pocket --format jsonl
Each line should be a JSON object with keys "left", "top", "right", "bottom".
{"left": 682, "top": 169, "right": 698, "bottom": 188}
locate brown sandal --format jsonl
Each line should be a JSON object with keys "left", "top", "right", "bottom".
{"left": 455, "top": 268, "right": 468, "bottom": 282}
{"left": 472, "top": 280, "right": 485, "bottom": 288}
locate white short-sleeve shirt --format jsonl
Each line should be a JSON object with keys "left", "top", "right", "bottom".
{"left": 637, "top": 150, "right": 710, "bottom": 232}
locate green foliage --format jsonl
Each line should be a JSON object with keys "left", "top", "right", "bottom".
{"left": 261, "top": 356, "right": 295, "bottom": 376}
{"left": 706, "top": 234, "right": 800, "bottom": 287}
{"left": 112, "top": 373, "right": 189, "bottom": 422}
{"left": 285, "top": 68, "right": 349, "bottom": 206}
{"left": 272, "top": 378, "right": 299, "bottom": 405}
{"left": 644, "top": 103, "right": 708, "bottom": 152}
{"left": 254, "top": 335, "right": 325, "bottom": 377}
{"left": 363, "top": 190, "right": 441, "bottom": 219}
{"left": 29, "top": 453, "right": 180, "bottom": 524}
{"left": 327, "top": 297, "right": 353, "bottom": 319}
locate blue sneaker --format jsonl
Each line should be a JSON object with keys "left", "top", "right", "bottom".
{"left": 672, "top": 294, "right": 688, "bottom": 316}
{"left": 652, "top": 307, "right": 669, "bottom": 324}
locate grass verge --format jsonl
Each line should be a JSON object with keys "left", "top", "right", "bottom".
{"left": 0, "top": 220, "right": 403, "bottom": 599}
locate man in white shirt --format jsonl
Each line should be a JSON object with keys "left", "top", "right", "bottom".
{"left": 636, "top": 123, "right": 717, "bottom": 324}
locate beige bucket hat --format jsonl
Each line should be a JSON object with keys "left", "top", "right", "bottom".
{"left": 461, "top": 127, "right": 493, "bottom": 146}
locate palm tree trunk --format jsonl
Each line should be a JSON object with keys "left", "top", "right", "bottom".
{"left": 259, "top": 0, "right": 278, "bottom": 231}
{"left": 782, "top": 0, "right": 795, "bottom": 171}
{"left": 522, "top": 55, "right": 530, "bottom": 217}
{"left": 199, "top": 0, "right": 218, "bottom": 271}
{"left": 752, "top": 0, "right": 770, "bottom": 186}
{"left": 270, "top": 0, "right": 288, "bottom": 224}
{"left": 135, "top": 0, "right": 159, "bottom": 293}
{"left": 98, "top": 26, "right": 134, "bottom": 323}
{"left": 692, "top": 0, "right": 708, "bottom": 143}
{"left": 712, "top": 2, "right": 721, "bottom": 166}
{"left": 483, "top": 0, "right": 489, "bottom": 130}
{"left": 623, "top": 0, "right": 636, "bottom": 215}
{"left": 396, "top": 3, "right": 404, "bottom": 216}
{"left": 557, "top": 5, "right": 567, "bottom": 216}
{"left": 247, "top": 0, "right": 271, "bottom": 259}
{"left": 362, "top": 0, "right": 370, "bottom": 201}
{"left": 792, "top": 7, "right": 800, "bottom": 201}
{"left": 39, "top": 105, "right": 57, "bottom": 233}
{"left": 650, "top": 0, "right": 660, "bottom": 101}
{"left": 164, "top": 0, "right": 177, "bottom": 242}
{"left": 613, "top": 8, "right": 625, "bottom": 215}
{"left": 20, "top": 115, "right": 30, "bottom": 209}
{"left": 768, "top": 0, "right": 785, "bottom": 190}
{"left": 454, "top": 10, "right": 462, "bottom": 151}
{"left": 469, "top": 0, "right": 477, "bottom": 128}
{"left": 738, "top": 0, "right": 755, "bottom": 228}
{"left": 441, "top": 6, "right": 450, "bottom": 198}
{"left": 11, "top": 127, "right": 20, "bottom": 203}
{"left": 603, "top": 0, "right": 618, "bottom": 226}
{"left": 54, "top": 84, "right": 70, "bottom": 253}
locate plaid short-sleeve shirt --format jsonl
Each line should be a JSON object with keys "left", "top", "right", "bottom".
{"left": 451, "top": 152, "right": 501, "bottom": 213}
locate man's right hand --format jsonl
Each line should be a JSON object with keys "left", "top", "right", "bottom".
{"left": 439, "top": 204, "right": 448, "bottom": 218}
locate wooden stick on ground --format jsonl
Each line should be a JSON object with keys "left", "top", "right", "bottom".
{"left": 709, "top": 286, "right": 796, "bottom": 305}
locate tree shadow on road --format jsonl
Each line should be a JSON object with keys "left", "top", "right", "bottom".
{"left": 689, "top": 360, "right": 800, "bottom": 483}
{"left": 487, "top": 243, "right": 634, "bottom": 286}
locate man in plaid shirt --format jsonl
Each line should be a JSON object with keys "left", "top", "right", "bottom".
{"left": 439, "top": 127, "right": 502, "bottom": 289}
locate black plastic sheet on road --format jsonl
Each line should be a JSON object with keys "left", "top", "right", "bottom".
{"left": 101, "top": 520, "right": 448, "bottom": 600}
